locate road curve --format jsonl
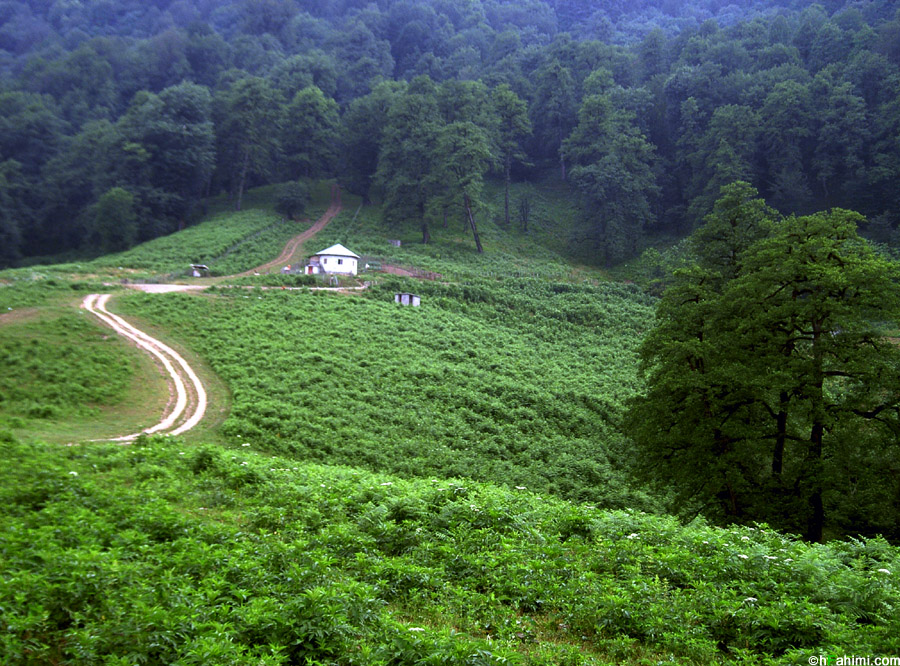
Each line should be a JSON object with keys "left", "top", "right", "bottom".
{"left": 82, "top": 294, "right": 208, "bottom": 441}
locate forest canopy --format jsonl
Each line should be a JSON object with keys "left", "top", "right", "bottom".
{"left": 1, "top": 0, "right": 899, "bottom": 266}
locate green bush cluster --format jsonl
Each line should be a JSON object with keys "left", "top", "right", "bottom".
{"left": 118, "top": 278, "right": 655, "bottom": 509}
{"left": 2, "top": 435, "right": 898, "bottom": 665}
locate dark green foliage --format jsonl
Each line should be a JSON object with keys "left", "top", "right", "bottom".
{"left": 2, "top": 435, "right": 898, "bottom": 664}
{"left": 1, "top": 0, "right": 899, "bottom": 268}
{"left": 273, "top": 180, "right": 310, "bottom": 220}
{"left": 89, "top": 187, "right": 137, "bottom": 252}
{"left": 628, "top": 184, "right": 900, "bottom": 541}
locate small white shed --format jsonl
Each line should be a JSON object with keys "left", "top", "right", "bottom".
{"left": 394, "top": 292, "right": 421, "bottom": 306}
{"left": 306, "top": 243, "right": 359, "bottom": 276}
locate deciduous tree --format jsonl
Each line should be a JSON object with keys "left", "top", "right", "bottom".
{"left": 628, "top": 184, "right": 900, "bottom": 541}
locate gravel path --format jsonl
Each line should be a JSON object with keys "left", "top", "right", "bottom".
{"left": 82, "top": 293, "right": 207, "bottom": 441}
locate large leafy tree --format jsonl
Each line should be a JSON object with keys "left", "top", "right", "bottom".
{"left": 118, "top": 82, "right": 216, "bottom": 228}
{"left": 491, "top": 83, "right": 531, "bottom": 228}
{"left": 214, "top": 76, "right": 284, "bottom": 211}
{"left": 89, "top": 187, "right": 137, "bottom": 253}
{"left": 341, "top": 81, "right": 404, "bottom": 203}
{"left": 564, "top": 72, "right": 659, "bottom": 264}
{"left": 282, "top": 86, "right": 340, "bottom": 179}
{"left": 0, "top": 160, "right": 24, "bottom": 267}
{"left": 434, "top": 120, "right": 494, "bottom": 253}
{"left": 628, "top": 183, "right": 900, "bottom": 541}
{"left": 530, "top": 58, "right": 577, "bottom": 180}
{"left": 375, "top": 76, "right": 442, "bottom": 244}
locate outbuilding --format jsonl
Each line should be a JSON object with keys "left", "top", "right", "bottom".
{"left": 394, "top": 292, "right": 421, "bottom": 306}
{"left": 306, "top": 243, "right": 359, "bottom": 276}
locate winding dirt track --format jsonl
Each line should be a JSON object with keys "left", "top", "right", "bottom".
{"left": 83, "top": 196, "right": 343, "bottom": 440}
{"left": 82, "top": 293, "right": 207, "bottom": 441}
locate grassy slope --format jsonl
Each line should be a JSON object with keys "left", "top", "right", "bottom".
{"left": 0, "top": 282, "right": 170, "bottom": 442}
{"left": 2, "top": 435, "right": 898, "bottom": 665}
{"left": 3, "top": 181, "right": 900, "bottom": 664}
{"left": 117, "top": 277, "right": 655, "bottom": 509}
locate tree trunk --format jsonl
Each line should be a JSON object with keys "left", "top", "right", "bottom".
{"left": 504, "top": 154, "right": 511, "bottom": 227}
{"left": 558, "top": 127, "right": 566, "bottom": 181}
{"left": 807, "top": 421, "right": 825, "bottom": 542}
{"left": 235, "top": 148, "right": 250, "bottom": 212}
{"left": 806, "top": 322, "right": 826, "bottom": 542}
{"left": 419, "top": 200, "right": 430, "bottom": 244}
{"left": 772, "top": 391, "right": 788, "bottom": 476}
{"left": 464, "top": 193, "right": 484, "bottom": 254}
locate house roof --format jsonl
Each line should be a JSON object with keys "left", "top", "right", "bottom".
{"left": 313, "top": 243, "right": 359, "bottom": 258}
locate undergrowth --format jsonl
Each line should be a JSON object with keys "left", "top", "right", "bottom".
{"left": 2, "top": 435, "right": 898, "bottom": 665}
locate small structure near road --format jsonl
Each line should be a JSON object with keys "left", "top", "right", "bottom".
{"left": 394, "top": 292, "right": 421, "bottom": 307}
{"left": 306, "top": 243, "right": 359, "bottom": 276}
{"left": 190, "top": 264, "right": 210, "bottom": 277}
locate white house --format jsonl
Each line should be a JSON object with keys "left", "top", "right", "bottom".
{"left": 306, "top": 243, "right": 359, "bottom": 276}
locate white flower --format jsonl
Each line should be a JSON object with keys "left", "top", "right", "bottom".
{"left": 737, "top": 554, "right": 749, "bottom": 559}
{"left": 242, "top": 443, "right": 250, "bottom": 447}
{"left": 240, "top": 461, "right": 248, "bottom": 466}
{"left": 179, "top": 452, "right": 185, "bottom": 455}
{"left": 627, "top": 533, "right": 639, "bottom": 539}
{"left": 877, "top": 568, "right": 891, "bottom": 575}
{"left": 744, "top": 597, "right": 758, "bottom": 603}
{"left": 784, "top": 558, "right": 793, "bottom": 563}
{"left": 515, "top": 486, "right": 526, "bottom": 490}
{"left": 764, "top": 556, "right": 777, "bottom": 560}
{"left": 741, "top": 536, "right": 750, "bottom": 541}
{"left": 69, "top": 471, "right": 78, "bottom": 476}
{"left": 380, "top": 482, "right": 393, "bottom": 486}
{"left": 409, "top": 627, "right": 425, "bottom": 632}
{"left": 702, "top": 540, "right": 709, "bottom": 544}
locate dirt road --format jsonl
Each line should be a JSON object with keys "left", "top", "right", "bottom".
{"left": 86, "top": 195, "right": 342, "bottom": 438}
{"left": 82, "top": 293, "right": 207, "bottom": 441}
{"left": 235, "top": 200, "right": 343, "bottom": 277}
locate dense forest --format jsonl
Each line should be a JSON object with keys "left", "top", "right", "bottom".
{"left": 1, "top": 0, "right": 899, "bottom": 267}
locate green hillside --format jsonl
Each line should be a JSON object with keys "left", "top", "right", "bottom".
{"left": 2, "top": 183, "right": 900, "bottom": 664}
{"left": 3, "top": 435, "right": 899, "bottom": 665}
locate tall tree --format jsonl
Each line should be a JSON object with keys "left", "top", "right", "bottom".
{"left": 491, "top": 83, "right": 531, "bottom": 227}
{"left": 341, "top": 81, "right": 403, "bottom": 203}
{"left": 628, "top": 185, "right": 900, "bottom": 541}
{"left": 530, "top": 58, "right": 577, "bottom": 180}
{"left": 434, "top": 120, "right": 494, "bottom": 253}
{"left": 564, "top": 74, "right": 659, "bottom": 263}
{"left": 0, "top": 160, "right": 24, "bottom": 267}
{"left": 282, "top": 86, "right": 340, "bottom": 179}
{"left": 375, "top": 77, "right": 442, "bottom": 244}
{"left": 89, "top": 187, "right": 137, "bottom": 253}
{"left": 214, "top": 77, "right": 283, "bottom": 211}
{"left": 118, "top": 82, "right": 216, "bottom": 227}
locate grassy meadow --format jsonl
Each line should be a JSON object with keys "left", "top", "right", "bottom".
{"left": 2, "top": 181, "right": 900, "bottom": 664}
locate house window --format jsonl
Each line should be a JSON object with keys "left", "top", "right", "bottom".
{"left": 338, "top": 258, "right": 343, "bottom": 265}
{"left": 323, "top": 258, "right": 327, "bottom": 264}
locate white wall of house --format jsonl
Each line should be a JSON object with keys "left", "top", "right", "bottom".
{"left": 319, "top": 255, "right": 357, "bottom": 275}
